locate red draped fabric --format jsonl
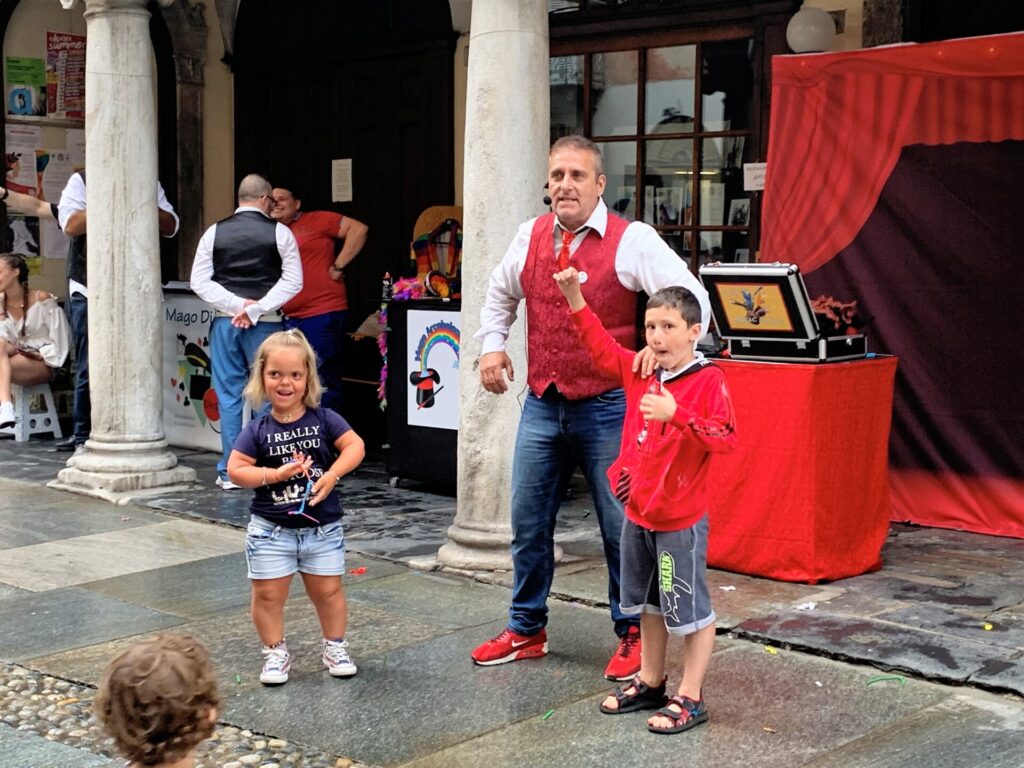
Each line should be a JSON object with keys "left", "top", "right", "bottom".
{"left": 762, "top": 32, "right": 1024, "bottom": 270}
{"left": 760, "top": 33, "right": 1024, "bottom": 540}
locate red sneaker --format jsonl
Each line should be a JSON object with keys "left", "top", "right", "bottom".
{"left": 471, "top": 628, "right": 548, "bottom": 666}
{"left": 604, "top": 626, "right": 642, "bottom": 681}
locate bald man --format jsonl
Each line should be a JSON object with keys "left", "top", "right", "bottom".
{"left": 190, "top": 173, "right": 302, "bottom": 489}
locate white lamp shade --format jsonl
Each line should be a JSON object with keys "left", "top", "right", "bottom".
{"left": 786, "top": 5, "right": 836, "bottom": 53}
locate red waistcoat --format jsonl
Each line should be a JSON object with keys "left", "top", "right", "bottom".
{"left": 521, "top": 212, "right": 636, "bottom": 400}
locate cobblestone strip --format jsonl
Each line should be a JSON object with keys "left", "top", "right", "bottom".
{"left": 1, "top": 663, "right": 366, "bottom": 768}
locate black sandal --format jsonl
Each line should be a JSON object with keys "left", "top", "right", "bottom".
{"left": 647, "top": 694, "right": 709, "bottom": 734}
{"left": 599, "top": 674, "right": 667, "bottom": 714}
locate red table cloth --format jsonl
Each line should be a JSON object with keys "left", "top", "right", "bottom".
{"left": 707, "top": 356, "right": 898, "bottom": 583}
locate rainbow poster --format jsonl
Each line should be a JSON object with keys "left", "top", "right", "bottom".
{"left": 406, "top": 309, "right": 461, "bottom": 431}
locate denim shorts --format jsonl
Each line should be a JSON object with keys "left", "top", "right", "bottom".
{"left": 245, "top": 515, "right": 346, "bottom": 580}
{"left": 619, "top": 514, "right": 715, "bottom": 635}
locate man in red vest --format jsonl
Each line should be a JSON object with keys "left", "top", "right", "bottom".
{"left": 471, "top": 136, "right": 710, "bottom": 681}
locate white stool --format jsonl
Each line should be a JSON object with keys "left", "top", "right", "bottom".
{"left": 0, "top": 382, "right": 63, "bottom": 442}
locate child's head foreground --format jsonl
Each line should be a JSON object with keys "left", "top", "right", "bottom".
{"left": 243, "top": 328, "right": 323, "bottom": 410}
{"left": 644, "top": 286, "right": 703, "bottom": 371}
{"left": 95, "top": 633, "right": 220, "bottom": 767}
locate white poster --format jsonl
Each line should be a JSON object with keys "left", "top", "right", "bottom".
{"left": 4, "top": 124, "right": 41, "bottom": 195}
{"left": 331, "top": 158, "right": 352, "bottom": 202}
{"left": 162, "top": 285, "right": 221, "bottom": 451}
{"left": 405, "top": 308, "right": 460, "bottom": 431}
{"left": 699, "top": 181, "right": 726, "bottom": 226}
{"left": 38, "top": 148, "right": 76, "bottom": 260}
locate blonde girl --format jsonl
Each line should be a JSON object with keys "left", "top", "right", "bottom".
{"left": 227, "top": 329, "right": 365, "bottom": 685}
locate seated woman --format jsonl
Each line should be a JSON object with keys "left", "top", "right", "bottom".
{"left": 0, "top": 252, "right": 70, "bottom": 429}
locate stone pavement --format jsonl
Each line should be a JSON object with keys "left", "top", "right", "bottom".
{"left": 1, "top": 437, "right": 1023, "bottom": 767}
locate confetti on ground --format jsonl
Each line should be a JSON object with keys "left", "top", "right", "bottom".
{"left": 235, "top": 674, "right": 242, "bottom": 684}
{"left": 865, "top": 674, "right": 906, "bottom": 686}
{"left": 349, "top": 567, "right": 367, "bottom": 575}
{"left": 542, "top": 709, "right": 555, "bottom": 720}
{"left": 719, "top": 585, "right": 736, "bottom": 592}
{"left": 57, "top": 697, "right": 79, "bottom": 706}
{"left": 794, "top": 601, "right": 817, "bottom": 611}
{"left": 814, "top": 681, "right": 822, "bottom": 687}
{"left": 120, "top": 516, "right": 131, "bottom": 521}
{"left": 762, "top": 726, "right": 777, "bottom": 734}
{"left": 983, "top": 623, "right": 994, "bottom": 631}
{"left": 763, "top": 646, "right": 779, "bottom": 655}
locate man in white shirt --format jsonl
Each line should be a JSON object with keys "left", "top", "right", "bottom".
{"left": 190, "top": 173, "right": 302, "bottom": 489}
{"left": 56, "top": 170, "right": 179, "bottom": 455}
{"left": 470, "top": 136, "right": 710, "bottom": 682}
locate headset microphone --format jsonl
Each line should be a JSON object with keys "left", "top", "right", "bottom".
{"left": 542, "top": 195, "right": 552, "bottom": 206}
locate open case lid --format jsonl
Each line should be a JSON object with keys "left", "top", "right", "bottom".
{"left": 698, "top": 263, "right": 820, "bottom": 342}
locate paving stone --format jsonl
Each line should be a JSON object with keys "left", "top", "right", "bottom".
{"left": 878, "top": 602, "right": 1024, "bottom": 652}
{"left": 81, "top": 552, "right": 254, "bottom": 620}
{"left": 223, "top": 601, "right": 616, "bottom": 767}
{"left": 799, "top": 692, "right": 1024, "bottom": 768}
{"left": 0, "top": 501, "right": 168, "bottom": 551}
{"left": 402, "top": 641, "right": 949, "bottom": 768}
{"left": 0, "top": 587, "right": 184, "bottom": 661}
{"left": 0, "top": 519, "right": 244, "bottom": 591}
{"left": 30, "top": 596, "right": 451, "bottom": 697}
{"left": 345, "top": 570, "right": 518, "bottom": 629}
{"left": 736, "top": 610, "right": 1013, "bottom": 687}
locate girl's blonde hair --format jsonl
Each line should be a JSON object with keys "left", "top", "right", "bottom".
{"left": 242, "top": 328, "right": 323, "bottom": 408}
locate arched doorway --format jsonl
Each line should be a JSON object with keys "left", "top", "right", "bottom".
{"left": 232, "top": 0, "right": 457, "bottom": 322}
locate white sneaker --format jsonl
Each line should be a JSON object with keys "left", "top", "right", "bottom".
{"left": 0, "top": 401, "right": 14, "bottom": 429}
{"left": 66, "top": 444, "right": 88, "bottom": 466}
{"left": 322, "top": 638, "right": 357, "bottom": 677}
{"left": 215, "top": 476, "right": 241, "bottom": 491}
{"left": 259, "top": 643, "right": 290, "bottom": 685}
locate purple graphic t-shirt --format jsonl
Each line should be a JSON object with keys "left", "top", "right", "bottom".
{"left": 232, "top": 406, "right": 352, "bottom": 528}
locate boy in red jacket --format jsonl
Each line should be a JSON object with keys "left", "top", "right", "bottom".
{"left": 554, "top": 267, "right": 737, "bottom": 734}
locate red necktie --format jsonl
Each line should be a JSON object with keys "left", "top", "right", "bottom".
{"left": 558, "top": 229, "right": 573, "bottom": 271}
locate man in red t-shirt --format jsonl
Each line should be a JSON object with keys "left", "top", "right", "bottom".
{"left": 271, "top": 185, "right": 368, "bottom": 411}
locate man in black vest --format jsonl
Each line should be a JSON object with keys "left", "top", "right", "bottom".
{"left": 190, "top": 173, "right": 302, "bottom": 489}
{"left": 56, "top": 170, "right": 179, "bottom": 455}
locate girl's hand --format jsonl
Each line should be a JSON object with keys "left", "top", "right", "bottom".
{"left": 639, "top": 388, "right": 677, "bottom": 423}
{"left": 309, "top": 470, "right": 338, "bottom": 507}
{"left": 277, "top": 453, "right": 312, "bottom": 482}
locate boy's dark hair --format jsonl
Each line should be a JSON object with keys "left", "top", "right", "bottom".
{"left": 647, "top": 286, "right": 702, "bottom": 327}
{"left": 95, "top": 633, "right": 220, "bottom": 767}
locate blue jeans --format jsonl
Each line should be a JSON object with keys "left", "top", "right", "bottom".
{"left": 508, "top": 387, "right": 637, "bottom": 637}
{"left": 210, "top": 316, "right": 276, "bottom": 480}
{"left": 68, "top": 294, "right": 90, "bottom": 445}
{"left": 282, "top": 310, "right": 347, "bottom": 413}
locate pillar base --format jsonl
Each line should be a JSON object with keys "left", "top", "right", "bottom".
{"left": 50, "top": 439, "right": 197, "bottom": 504}
{"left": 49, "top": 465, "right": 197, "bottom": 505}
{"left": 437, "top": 521, "right": 562, "bottom": 571}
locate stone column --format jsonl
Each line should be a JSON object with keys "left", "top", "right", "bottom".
{"left": 437, "top": 0, "right": 549, "bottom": 570}
{"left": 52, "top": 0, "right": 196, "bottom": 502}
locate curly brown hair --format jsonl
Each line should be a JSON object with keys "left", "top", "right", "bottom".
{"left": 95, "top": 633, "right": 221, "bottom": 767}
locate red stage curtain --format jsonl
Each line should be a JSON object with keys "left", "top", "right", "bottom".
{"left": 761, "top": 33, "right": 1024, "bottom": 540}
{"left": 763, "top": 32, "right": 1024, "bottom": 271}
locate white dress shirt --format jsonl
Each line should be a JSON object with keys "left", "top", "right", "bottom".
{"left": 56, "top": 171, "right": 180, "bottom": 299}
{"left": 189, "top": 205, "right": 303, "bottom": 325}
{"left": 477, "top": 198, "right": 711, "bottom": 354}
